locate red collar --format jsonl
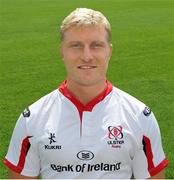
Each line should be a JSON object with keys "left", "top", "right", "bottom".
{"left": 59, "top": 80, "right": 112, "bottom": 113}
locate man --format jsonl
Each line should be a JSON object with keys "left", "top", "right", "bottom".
{"left": 4, "top": 8, "right": 168, "bottom": 179}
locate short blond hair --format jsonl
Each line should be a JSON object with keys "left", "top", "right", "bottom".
{"left": 60, "top": 8, "right": 111, "bottom": 42}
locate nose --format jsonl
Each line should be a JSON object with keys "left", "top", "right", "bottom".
{"left": 81, "top": 45, "right": 93, "bottom": 62}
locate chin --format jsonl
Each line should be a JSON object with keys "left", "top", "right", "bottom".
{"left": 77, "top": 78, "right": 105, "bottom": 87}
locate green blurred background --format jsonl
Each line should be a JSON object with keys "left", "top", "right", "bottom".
{"left": 0, "top": 0, "right": 173, "bottom": 178}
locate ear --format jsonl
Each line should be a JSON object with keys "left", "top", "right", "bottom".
{"left": 108, "top": 43, "right": 113, "bottom": 60}
{"left": 59, "top": 43, "right": 64, "bottom": 59}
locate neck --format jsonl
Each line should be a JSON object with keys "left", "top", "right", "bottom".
{"left": 66, "top": 79, "right": 107, "bottom": 105}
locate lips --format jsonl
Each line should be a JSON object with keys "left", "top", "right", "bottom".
{"left": 77, "top": 65, "right": 97, "bottom": 69}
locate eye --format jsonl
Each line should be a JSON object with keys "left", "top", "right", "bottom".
{"left": 70, "top": 43, "right": 82, "bottom": 48}
{"left": 91, "top": 42, "right": 104, "bottom": 49}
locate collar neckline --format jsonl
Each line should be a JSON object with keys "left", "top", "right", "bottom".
{"left": 59, "top": 80, "right": 113, "bottom": 112}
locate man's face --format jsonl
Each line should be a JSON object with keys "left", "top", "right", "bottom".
{"left": 60, "top": 25, "right": 112, "bottom": 86}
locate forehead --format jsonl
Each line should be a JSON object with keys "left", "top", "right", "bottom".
{"left": 62, "top": 25, "right": 109, "bottom": 42}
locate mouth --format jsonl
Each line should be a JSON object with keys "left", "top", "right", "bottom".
{"left": 77, "top": 65, "right": 97, "bottom": 69}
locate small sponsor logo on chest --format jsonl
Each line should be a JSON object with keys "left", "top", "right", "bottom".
{"left": 107, "top": 125, "right": 125, "bottom": 148}
{"left": 45, "top": 145, "right": 61, "bottom": 150}
{"left": 44, "top": 133, "right": 62, "bottom": 150}
{"left": 77, "top": 150, "right": 94, "bottom": 160}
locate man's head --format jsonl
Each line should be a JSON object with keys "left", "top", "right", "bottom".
{"left": 60, "top": 8, "right": 112, "bottom": 87}
{"left": 60, "top": 8, "right": 111, "bottom": 43}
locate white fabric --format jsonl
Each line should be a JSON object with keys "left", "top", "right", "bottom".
{"left": 5, "top": 86, "right": 166, "bottom": 179}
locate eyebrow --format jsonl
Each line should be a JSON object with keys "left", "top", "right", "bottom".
{"left": 68, "top": 41, "right": 81, "bottom": 44}
{"left": 67, "top": 40, "right": 106, "bottom": 44}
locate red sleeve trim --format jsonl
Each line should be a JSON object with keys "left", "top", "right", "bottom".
{"left": 149, "top": 158, "right": 169, "bottom": 176}
{"left": 3, "top": 136, "right": 32, "bottom": 173}
{"left": 3, "top": 158, "right": 22, "bottom": 173}
{"left": 143, "top": 135, "right": 155, "bottom": 172}
{"left": 143, "top": 135, "right": 169, "bottom": 176}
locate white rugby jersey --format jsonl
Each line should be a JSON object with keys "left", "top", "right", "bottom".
{"left": 4, "top": 81, "right": 168, "bottom": 179}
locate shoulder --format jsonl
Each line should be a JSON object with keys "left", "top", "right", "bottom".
{"left": 111, "top": 86, "right": 155, "bottom": 129}
{"left": 112, "top": 86, "right": 149, "bottom": 116}
{"left": 22, "top": 89, "right": 61, "bottom": 131}
{"left": 112, "top": 87, "right": 158, "bottom": 132}
{"left": 29, "top": 89, "right": 60, "bottom": 111}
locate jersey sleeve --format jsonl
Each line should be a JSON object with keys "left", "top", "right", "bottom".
{"left": 3, "top": 110, "right": 40, "bottom": 177}
{"left": 132, "top": 107, "right": 169, "bottom": 178}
